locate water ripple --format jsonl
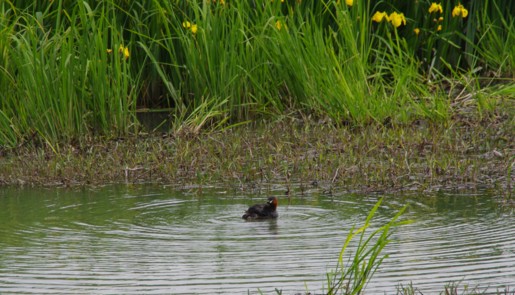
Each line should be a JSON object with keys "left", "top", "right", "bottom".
{"left": 0, "top": 188, "right": 514, "bottom": 294}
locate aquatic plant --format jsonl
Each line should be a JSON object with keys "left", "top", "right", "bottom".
{"left": 326, "top": 198, "right": 409, "bottom": 294}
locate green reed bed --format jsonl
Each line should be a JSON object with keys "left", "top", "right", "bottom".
{"left": 1, "top": 1, "right": 138, "bottom": 148}
{"left": 0, "top": 0, "right": 513, "bottom": 148}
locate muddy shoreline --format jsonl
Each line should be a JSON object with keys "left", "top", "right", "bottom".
{"left": 1, "top": 112, "right": 513, "bottom": 195}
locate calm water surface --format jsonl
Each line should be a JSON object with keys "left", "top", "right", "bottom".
{"left": 0, "top": 185, "right": 514, "bottom": 294}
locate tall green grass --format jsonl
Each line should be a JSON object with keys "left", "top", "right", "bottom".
{"left": 472, "top": 1, "right": 515, "bottom": 77}
{"left": 0, "top": 1, "right": 138, "bottom": 149}
{"left": 0, "top": 0, "right": 513, "bottom": 148}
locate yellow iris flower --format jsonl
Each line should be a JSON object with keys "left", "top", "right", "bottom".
{"left": 336, "top": 0, "right": 352, "bottom": 5}
{"left": 118, "top": 45, "right": 129, "bottom": 60}
{"left": 372, "top": 11, "right": 388, "bottom": 23}
{"left": 452, "top": 4, "right": 468, "bottom": 18}
{"left": 389, "top": 12, "right": 406, "bottom": 28}
{"left": 191, "top": 24, "right": 198, "bottom": 34}
{"left": 182, "top": 21, "right": 198, "bottom": 35}
{"left": 414, "top": 28, "right": 420, "bottom": 35}
{"left": 429, "top": 2, "right": 443, "bottom": 14}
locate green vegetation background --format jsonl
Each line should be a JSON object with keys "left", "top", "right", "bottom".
{"left": 0, "top": 0, "right": 514, "bottom": 148}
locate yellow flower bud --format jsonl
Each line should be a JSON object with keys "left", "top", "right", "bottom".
{"left": 118, "top": 45, "right": 129, "bottom": 59}
{"left": 275, "top": 20, "right": 282, "bottom": 30}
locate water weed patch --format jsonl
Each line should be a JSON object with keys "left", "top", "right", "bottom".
{"left": 1, "top": 114, "right": 512, "bottom": 193}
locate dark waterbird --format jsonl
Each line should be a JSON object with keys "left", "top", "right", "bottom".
{"left": 242, "top": 197, "right": 278, "bottom": 220}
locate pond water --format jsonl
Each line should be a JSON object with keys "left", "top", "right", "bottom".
{"left": 0, "top": 185, "right": 514, "bottom": 294}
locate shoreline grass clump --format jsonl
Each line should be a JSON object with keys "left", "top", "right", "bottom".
{"left": 266, "top": 198, "right": 409, "bottom": 295}
{"left": 0, "top": 0, "right": 513, "bottom": 149}
{"left": 325, "top": 198, "right": 409, "bottom": 295}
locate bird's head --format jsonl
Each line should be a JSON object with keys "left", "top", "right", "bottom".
{"left": 267, "top": 197, "right": 278, "bottom": 208}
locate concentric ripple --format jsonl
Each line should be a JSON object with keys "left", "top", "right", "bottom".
{"left": 0, "top": 186, "right": 514, "bottom": 294}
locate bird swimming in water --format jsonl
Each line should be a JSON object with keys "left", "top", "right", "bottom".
{"left": 242, "top": 197, "right": 278, "bottom": 220}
